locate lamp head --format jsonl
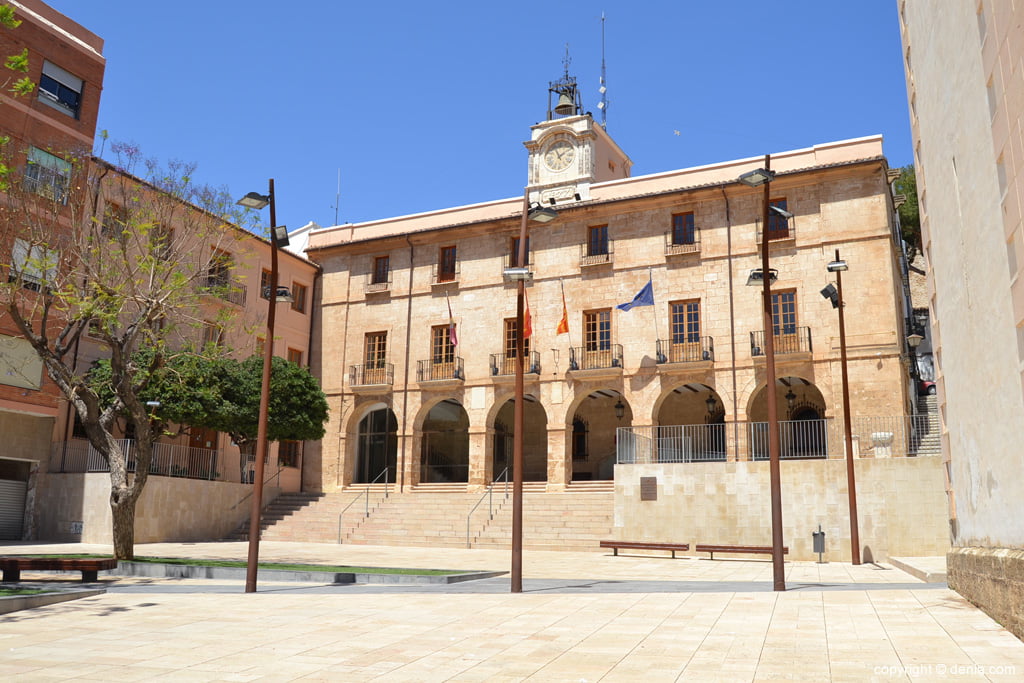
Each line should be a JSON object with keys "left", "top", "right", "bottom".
{"left": 769, "top": 204, "right": 794, "bottom": 219}
{"left": 528, "top": 203, "right": 558, "bottom": 223}
{"left": 271, "top": 225, "right": 290, "bottom": 247}
{"left": 907, "top": 333, "right": 924, "bottom": 349}
{"left": 820, "top": 284, "right": 839, "bottom": 308}
{"left": 746, "top": 268, "right": 778, "bottom": 286}
{"left": 237, "top": 191, "right": 271, "bottom": 210}
{"left": 738, "top": 168, "right": 775, "bottom": 187}
{"left": 502, "top": 267, "right": 533, "bottom": 283}
{"left": 826, "top": 260, "right": 848, "bottom": 272}
{"left": 614, "top": 398, "right": 625, "bottom": 420}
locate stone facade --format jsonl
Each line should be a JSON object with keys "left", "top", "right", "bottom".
{"left": 900, "top": 0, "right": 1024, "bottom": 638}
{"left": 307, "top": 133, "right": 919, "bottom": 505}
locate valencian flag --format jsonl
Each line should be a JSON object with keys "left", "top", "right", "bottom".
{"left": 446, "top": 292, "right": 458, "bottom": 346}
{"left": 523, "top": 289, "right": 533, "bottom": 339}
{"left": 557, "top": 281, "right": 569, "bottom": 335}
{"left": 617, "top": 275, "right": 655, "bottom": 311}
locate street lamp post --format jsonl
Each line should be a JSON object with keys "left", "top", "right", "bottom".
{"left": 738, "top": 154, "right": 786, "bottom": 591}
{"left": 505, "top": 191, "right": 556, "bottom": 594}
{"left": 237, "top": 179, "right": 291, "bottom": 594}
{"left": 824, "top": 250, "right": 861, "bottom": 565}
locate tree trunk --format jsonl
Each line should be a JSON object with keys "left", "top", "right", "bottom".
{"left": 111, "top": 487, "right": 137, "bottom": 560}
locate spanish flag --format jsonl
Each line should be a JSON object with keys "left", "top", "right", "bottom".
{"left": 556, "top": 281, "right": 569, "bottom": 335}
{"left": 524, "top": 289, "right": 533, "bottom": 339}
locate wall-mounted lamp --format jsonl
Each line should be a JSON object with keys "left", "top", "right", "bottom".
{"left": 614, "top": 398, "right": 625, "bottom": 420}
{"left": 706, "top": 395, "right": 717, "bottom": 413}
{"left": 746, "top": 268, "right": 778, "bottom": 286}
{"left": 785, "top": 389, "right": 796, "bottom": 410}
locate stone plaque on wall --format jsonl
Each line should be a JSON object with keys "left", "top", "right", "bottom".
{"left": 640, "top": 476, "right": 657, "bottom": 501}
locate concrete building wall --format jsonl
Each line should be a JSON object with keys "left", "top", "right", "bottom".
{"left": 899, "top": 0, "right": 1024, "bottom": 638}
{"left": 614, "top": 456, "right": 949, "bottom": 561}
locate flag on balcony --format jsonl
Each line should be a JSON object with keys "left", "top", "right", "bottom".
{"left": 523, "top": 289, "right": 533, "bottom": 339}
{"left": 557, "top": 281, "right": 569, "bottom": 335}
{"left": 617, "top": 275, "right": 654, "bottom": 311}
{"left": 446, "top": 292, "right": 458, "bottom": 346}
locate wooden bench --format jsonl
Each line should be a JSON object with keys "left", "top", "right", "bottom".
{"left": 695, "top": 544, "right": 789, "bottom": 560}
{"left": 599, "top": 540, "right": 690, "bottom": 558}
{"left": 0, "top": 557, "right": 118, "bottom": 582}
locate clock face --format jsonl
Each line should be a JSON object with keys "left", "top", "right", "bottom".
{"left": 543, "top": 140, "right": 575, "bottom": 172}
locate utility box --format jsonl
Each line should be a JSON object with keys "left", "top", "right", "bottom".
{"left": 812, "top": 525, "right": 826, "bottom": 563}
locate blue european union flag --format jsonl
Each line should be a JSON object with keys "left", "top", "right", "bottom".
{"left": 617, "top": 277, "right": 654, "bottom": 311}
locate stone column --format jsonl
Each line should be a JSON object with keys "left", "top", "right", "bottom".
{"left": 546, "top": 426, "right": 569, "bottom": 491}
{"left": 467, "top": 428, "right": 489, "bottom": 492}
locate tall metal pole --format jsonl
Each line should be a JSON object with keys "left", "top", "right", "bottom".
{"left": 511, "top": 190, "right": 529, "bottom": 593}
{"left": 245, "top": 178, "right": 278, "bottom": 593}
{"left": 835, "top": 248, "right": 861, "bottom": 565}
{"left": 759, "top": 155, "right": 786, "bottom": 592}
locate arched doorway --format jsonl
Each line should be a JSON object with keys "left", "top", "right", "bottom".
{"left": 492, "top": 395, "right": 548, "bottom": 482}
{"left": 655, "top": 383, "right": 726, "bottom": 461}
{"left": 420, "top": 399, "right": 470, "bottom": 483}
{"left": 747, "top": 377, "right": 828, "bottom": 459}
{"left": 355, "top": 406, "right": 398, "bottom": 484}
{"left": 570, "top": 390, "right": 631, "bottom": 481}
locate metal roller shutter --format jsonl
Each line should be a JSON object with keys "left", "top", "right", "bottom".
{"left": 0, "top": 479, "right": 27, "bottom": 540}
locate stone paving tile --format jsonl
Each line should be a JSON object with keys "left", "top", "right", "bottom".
{"left": 0, "top": 542, "right": 1022, "bottom": 681}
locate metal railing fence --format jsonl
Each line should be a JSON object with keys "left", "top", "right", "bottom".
{"left": 50, "top": 439, "right": 220, "bottom": 480}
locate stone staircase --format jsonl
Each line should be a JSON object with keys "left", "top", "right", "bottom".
{"left": 226, "top": 481, "right": 614, "bottom": 551}
{"left": 914, "top": 394, "right": 942, "bottom": 455}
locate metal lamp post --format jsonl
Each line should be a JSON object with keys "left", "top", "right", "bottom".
{"left": 738, "top": 155, "right": 787, "bottom": 591}
{"left": 824, "top": 250, "right": 861, "bottom": 565}
{"left": 504, "top": 191, "right": 556, "bottom": 594}
{"left": 236, "top": 179, "right": 291, "bottom": 593}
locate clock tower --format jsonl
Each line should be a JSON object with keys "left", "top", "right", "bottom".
{"left": 525, "top": 70, "right": 632, "bottom": 205}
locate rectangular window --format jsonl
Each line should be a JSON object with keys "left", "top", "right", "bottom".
{"left": 102, "top": 202, "right": 128, "bottom": 237}
{"left": 260, "top": 269, "right": 272, "bottom": 300}
{"left": 431, "top": 324, "right": 456, "bottom": 365}
{"left": 151, "top": 224, "right": 173, "bottom": 260}
{"left": 587, "top": 225, "right": 609, "bottom": 256}
{"left": 767, "top": 198, "right": 790, "bottom": 239}
{"left": 202, "top": 322, "right": 223, "bottom": 348}
{"left": 8, "top": 238, "right": 58, "bottom": 291}
{"left": 278, "top": 441, "right": 301, "bottom": 468}
{"left": 372, "top": 255, "right": 390, "bottom": 285}
{"left": 365, "top": 332, "right": 387, "bottom": 367}
{"left": 510, "top": 237, "right": 530, "bottom": 267}
{"left": 671, "top": 212, "right": 696, "bottom": 245}
{"left": 291, "top": 282, "right": 307, "bottom": 313}
{"left": 38, "top": 61, "right": 82, "bottom": 118}
{"left": 670, "top": 300, "right": 701, "bottom": 344}
{"left": 207, "top": 249, "right": 232, "bottom": 288}
{"left": 287, "top": 348, "right": 303, "bottom": 366}
{"left": 583, "top": 309, "right": 612, "bottom": 351}
{"left": 438, "top": 246, "right": 457, "bottom": 282}
{"left": 24, "top": 147, "right": 71, "bottom": 204}
{"left": 504, "top": 318, "right": 530, "bottom": 358}
{"left": 771, "top": 290, "right": 797, "bottom": 336}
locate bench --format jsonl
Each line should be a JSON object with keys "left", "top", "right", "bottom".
{"left": 0, "top": 557, "right": 118, "bottom": 582}
{"left": 694, "top": 544, "right": 789, "bottom": 560}
{"left": 599, "top": 540, "right": 690, "bottom": 558}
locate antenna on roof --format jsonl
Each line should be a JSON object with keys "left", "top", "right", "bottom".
{"left": 332, "top": 168, "right": 341, "bottom": 225}
{"left": 598, "top": 12, "right": 608, "bottom": 129}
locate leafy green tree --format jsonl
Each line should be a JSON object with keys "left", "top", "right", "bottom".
{"left": 895, "top": 164, "right": 921, "bottom": 263}
{"left": 0, "top": 143, "right": 252, "bottom": 558}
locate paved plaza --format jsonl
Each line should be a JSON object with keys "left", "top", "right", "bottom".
{"left": 0, "top": 541, "right": 1022, "bottom": 681}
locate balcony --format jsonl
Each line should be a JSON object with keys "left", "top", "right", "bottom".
{"left": 349, "top": 363, "right": 394, "bottom": 392}
{"left": 364, "top": 271, "right": 392, "bottom": 294}
{"left": 50, "top": 439, "right": 221, "bottom": 480}
{"left": 655, "top": 337, "right": 714, "bottom": 370}
{"left": 490, "top": 351, "right": 540, "bottom": 378}
{"left": 664, "top": 230, "right": 701, "bottom": 256}
{"left": 199, "top": 275, "right": 246, "bottom": 306}
{"left": 579, "top": 240, "right": 614, "bottom": 268}
{"left": 755, "top": 224, "right": 797, "bottom": 246}
{"left": 568, "top": 345, "right": 623, "bottom": 378}
{"left": 749, "top": 327, "right": 813, "bottom": 357}
{"left": 431, "top": 261, "right": 460, "bottom": 286}
{"left": 417, "top": 357, "right": 465, "bottom": 384}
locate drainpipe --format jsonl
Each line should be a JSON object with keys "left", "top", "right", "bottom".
{"left": 721, "top": 185, "right": 739, "bottom": 462}
{"left": 302, "top": 266, "right": 322, "bottom": 493}
{"left": 399, "top": 235, "right": 416, "bottom": 492}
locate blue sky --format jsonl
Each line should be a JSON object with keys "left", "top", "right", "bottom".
{"left": 46, "top": 1, "right": 911, "bottom": 236}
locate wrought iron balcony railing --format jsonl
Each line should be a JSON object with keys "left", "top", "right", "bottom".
{"left": 199, "top": 275, "right": 247, "bottom": 306}
{"left": 417, "top": 357, "right": 465, "bottom": 382}
{"left": 656, "top": 337, "right": 714, "bottom": 364}
{"left": 568, "top": 344, "right": 623, "bottom": 371}
{"left": 664, "top": 230, "right": 701, "bottom": 256}
{"left": 749, "top": 327, "right": 812, "bottom": 356}
{"left": 489, "top": 351, "right": 540, "bottom": 376}
{"left": 350, "top": 363, "right": 394, "bottom": 387}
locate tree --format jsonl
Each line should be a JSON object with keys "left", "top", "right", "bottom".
{"left": 88, "top": 350, "right": 329, "bottom": 467}
{"left": 0, "top": 142, "right": 252, "bottom": 558}
{"left": 895, "top": 164, "right": 921, "bottom": 263}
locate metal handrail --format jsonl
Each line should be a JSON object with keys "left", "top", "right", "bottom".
{"left": 229, "top": 466, "right": 285, "bottom": 511}
{"left": 465, "top": 468, "right": 509, "bottom": 548}
{"left": 336, "top": 467, "right": 390, "bottom": 544}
